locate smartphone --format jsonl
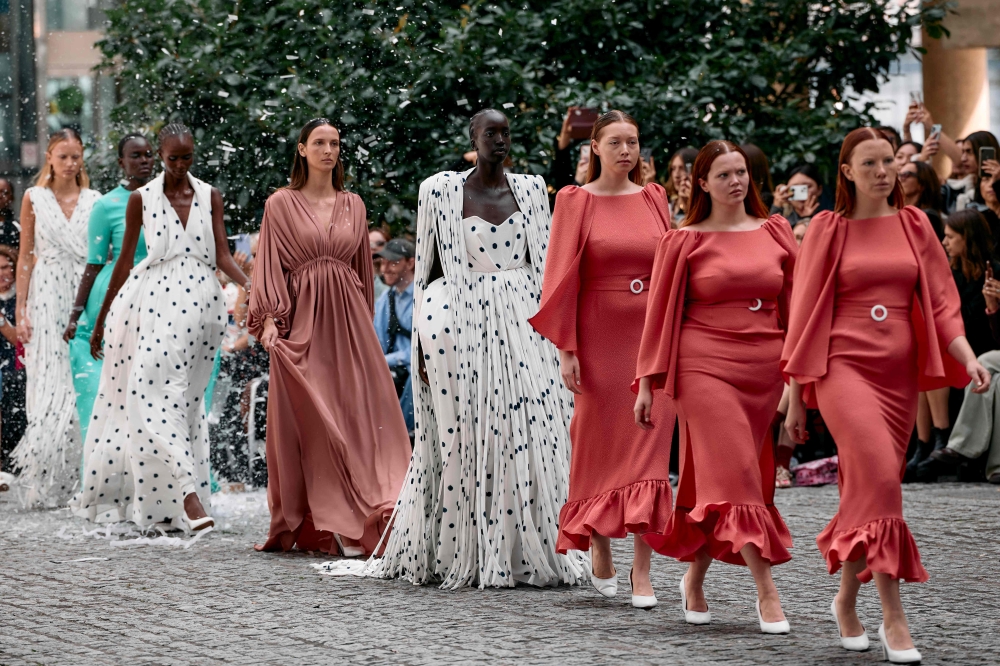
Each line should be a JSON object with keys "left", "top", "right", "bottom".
{"left": 790, "top": 184, "right": 809, "bottom": 201}
{"left": 929, "top": 123, "right": 942, "bottom": 140}
{"left": 981, "top": 146, "right": 996, "bottom": 178}
{"left": 569, "top": 108, "right": 600, "bottom": 140}
{"left": 684, "top": 162, "right": 693, "bottom": 175}
{"left": 640, "top": 147, "right": 653, "bottom": 162}
{"left": 909, "top": 90, "right": 923, "bottom": 106}
{"left": 580, "top": 144, "right": 591, "bottom": 159}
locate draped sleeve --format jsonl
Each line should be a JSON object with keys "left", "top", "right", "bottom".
{"left": 642, "top": 182, "right": 672, "bottom": 231}
{"left": 763, "top": 214, "right": 797, "bottom": 332}
{"left": 347, "top": 193, "right": 375, "bottom": 316}
{"left": 247, "top": 192, "right": 294, "bottom": 339}
{"left": 632, "top": 229, "right": 700, "bottom": 396}
{"left": 528, "top": 186, "right": 592, "bottom": 351}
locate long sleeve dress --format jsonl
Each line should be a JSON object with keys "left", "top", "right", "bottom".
{"left": 530, "top": 183, "right": 676, "bottom": 553}
{"left": 634, "top": 216, "right": 795, "bottom": 565}
{"left": 70, "top": 185, "right": 147, "bottom": 446}
{"left": 781, "top": 206, "right": 968, "bottom": 583}
{"left": 71, "top": 173, "right": 224, "bottom": 526}
{"left": 13, "top": 186, "right": 97, "bottom": 508}
{"left": 247, "top": 188, "right": 410, "bottom": 555}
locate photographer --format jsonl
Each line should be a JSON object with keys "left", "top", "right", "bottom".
{"left": 373, "top": 238, "right": 415, "bottom": 434}
{"left": 553, "top": 107, "right": 598, "bottom": 192}
{"left": 771, "top": 163, "right": 826, "bottom": 226}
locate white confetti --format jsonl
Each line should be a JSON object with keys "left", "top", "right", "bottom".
{"left": 358, "top": 146, "right": 370, "bottom": 156}
{"left": 456, "top": 98, "right": 468, "bottom": 106}
{"left": 286, "top": 55, "right": 299, "bottom": 60}
{"left": 264, "top": 100, "right": 280, "bottom": 106}
{"left": 399, "top": 100, "right": 411, "bottom": 108}
{"left": 160, "top": 48, "right": 171, "bottom": 56}
{"left": 502, "top": 102, "right": 515, "bottom": 109}
{"left": 217, "top": 90, "right": 230, "bottom": 98}
{"left": 385, "top": 171, "right": 398, "bottom": 178}
{"left": 362, "top": 8, "right": 375, "bottom": 15}
{"left": 227, "top": 14, "right": 238, "bottom": 22}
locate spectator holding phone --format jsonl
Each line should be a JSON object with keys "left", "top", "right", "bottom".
{"left": 0, "top": 179, "right": 18, "bottom": 251}
{"left": 373, "top": 238, "right": 415, "bottom": 434}
{"left": 667, "top": 147, "right": 698, "bottom": 226}
{"left": 894, "top": 141, "right": 922, "bottom": 169}
{"left": 772, "top": 163, "right": 825, "bottom": 226}
{"left": 899, "top": 160, "right": 945, "bottom": 239}
{"left": 553, "top": 106, "right": 599, "bottom": 192}
{"left": 640, "top": 148, "right": 657, "bottom": 186}
{"left": 369, "top": 223, "right": 392, "bottom": 301}
{"left": 956, "top": 131, "right": 1000, "bottom": 214}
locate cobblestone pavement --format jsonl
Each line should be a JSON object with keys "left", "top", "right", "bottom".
{"left": 2, "top": 482, "right": 998, "bottom": 665}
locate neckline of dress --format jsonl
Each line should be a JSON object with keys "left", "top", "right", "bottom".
{"left": 291, "top": 188, "right": 341, "bottom": 232}
{"left": 685, "top": 221, "right": 770, "bottom": 235}
{"left": 462, "top": 211, "right": 526, "bottom": 226}
{"left": 42, "top": 186, "right": 84, "bottom": 224}
{"left": 163, "top": 194, "right": 196, "bottom": 234}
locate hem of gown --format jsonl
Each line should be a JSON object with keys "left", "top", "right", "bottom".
{"left": 644, "top": 502, "right": 793, "bottom": 566}
{"left": 555, "top": 479, "right": 673, "bottom": 554}
{"left": 256, "top": 501, "right": 396, "bottom": 557}
{"left": 817, "top": 516, "right": 929, "bottom": 584}
{"left": 69, "top": 499, "right": 131, "bottom": 524}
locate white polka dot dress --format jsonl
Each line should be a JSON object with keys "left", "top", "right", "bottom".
{"left": 70, "top": 173, "right": 224, "bottom": 527}
{"left": 12, "top": 186, "right": 97, "bottom": 508}
{"left": 374, "top": 170, "right": 588, "bottom": 589}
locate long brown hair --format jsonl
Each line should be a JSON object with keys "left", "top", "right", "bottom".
{"left": 34, "top": 128, "right": 89, "bottom": 189}
{"left": 946, "top": 209, "right": 994, "bottom": 281}
{"left": 585, "top": 110, "right": 643, "bottom": 185}
{"left": 834, "top": 127, "right": 905, "bottom": 216}
{"left": 682, "top": 141, "right": 769, "bottom": 227}
{"left": 289, "top": 118, "right": 344, "bottom": 191}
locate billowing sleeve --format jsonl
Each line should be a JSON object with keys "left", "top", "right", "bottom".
{"left": 247, "top": 194, "right": 293, "bottom": 339}
{"left": 348, "top": 193, "right": 375, "bottom": 316}
{"left": 633, "top": 230, "right": 699, "bottom": 395}
{"left": 528, "top": 186, "right": 589, "bottom": 351}
{"left": 87, "top": 198, "right": 113, "bottom": 264}
{"left": 763, "top": 214, "right": 797, "bottom": 331}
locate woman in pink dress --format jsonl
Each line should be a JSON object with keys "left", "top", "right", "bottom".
{"left": 783, "top": 127, "right": 989, "bottom": 661}
{"left": 633, "top": 141, "right": 794, "bottom": 634}
{"left": 248, "top": 119, "right": 411, "bottom": 556}
{"left": 530, "top": 111, "right": 674, "bottom": 607}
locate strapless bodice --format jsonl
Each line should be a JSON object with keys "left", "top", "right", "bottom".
{"left": 463, "top": 212, "right": 528, "bottom": 273}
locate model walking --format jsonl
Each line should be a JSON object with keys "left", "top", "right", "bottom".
{"left": 64, "top": 133, "right": 152, "bottom": 446}
{"left": 248, "top": 119, "right": 410, "bottom": 555}
{"left": 13, "top": 128, "right": 98, "bottom": 508}
{"left": 72, "top": 123, "right": 247, "bottom": 529}
{"left": 530, "top": 110, "right": 674, "bottom": 606}
{"left": 633, "top": 141, "right": 794, "bottom": 632}
{"left": 375, "top": 109, "right": 585, "bottom": 588}
{"left": 782, "top": 127, "right": 989, "bottom": 662}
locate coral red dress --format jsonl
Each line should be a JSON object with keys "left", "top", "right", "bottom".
{"left": 634, "top": 216, "right": 795, "bottom": 565}
{"left": 781, "top": 207, "right": 967, "bottom": 582}
{"left": 530, "top": 184, "right": 675, "bottom": 553}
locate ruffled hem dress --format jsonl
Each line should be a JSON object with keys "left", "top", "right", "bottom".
{"left": 634, "top": 216, "right": 796, "bottom": 566}
{"left": 530, "top": 184, "right": 676, "bottom": 554}
{"left": 781, "top": 207, "right": 968, "bottom": 583}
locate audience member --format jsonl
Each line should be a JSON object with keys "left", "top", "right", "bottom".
{"left": 0, "top": 245, "right": 25, "bottom": 476}
{"left": 771, "top": 163, "right": 825, "bottom": 225}
{"left": 552, "top": 107, "right": 593, "bottom": 191}
{"left": 899, "top": 160, "right": 945, "bottom": 239}
{"left": 976, "top": 156, "right": 1000, "bottom": 248}
{"left": 373, "top": 238, "right": 415, "bottom": 434}
{"left": 666, "top": 146, "right": 698, "bottom": 226}
{"left": 876, "top": 124, "right": 902, "bottom": 152}
{"left": 0, "top": 179, "right": 16, "bottom": 251}
{"left": 894, "top": 140, "right": 922, "bottom": 168}
{"left": 741, "top": 143, "right": 775, "bottom": 208}
{"left": 369, "top": 223, "right": 392, "bottom": 301}
{"left": 956, "top": 131, "right": 1000, "bottom": 212}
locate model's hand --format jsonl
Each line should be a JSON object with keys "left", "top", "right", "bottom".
{"left": 784, "top": 398, "right": 809, "bottom": 445}
{"left": 559, "top": 350, "right": 582, "bottom": 394}
{"left": 634, "top": 379, "right": 654, "bottom": 430}
{"left": 62, "top": 318, "right": 78, "bottom": 343}
{"left": 259, "top": 317, "right": 279, "bottom": 352}
{"left": 89, "top": 323, "right": 105, "bottom": 360}
{"left": 967, "top": 360, "right": 991, "bottom": 394}
{"left": 984, "top": 265, "right": 999, "bottom": 312}
{"left": 16, "top": 313, "right": 31, "bottom": 344}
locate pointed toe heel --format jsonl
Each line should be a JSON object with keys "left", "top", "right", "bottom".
{"left": 590, "top": 566, "right": 618, "bottom": 599}
{"left": 679, "top": 575, "right": 710, "bottom": 625}
{"left": 831, "top": 598, "right": 869, "bottom": 651}
{"left": 628, "top": 567, "right": 657, "bottom": 609}
{"left": 879, "top": 624, "right": 922, "bottom": 663}
{"left": 756, "top": 599, "right": 790, "bottom": 634}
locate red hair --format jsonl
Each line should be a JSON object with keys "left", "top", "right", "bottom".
{"left": 834, "top": 127, "right": 905, "bottom": 216}
{"left": 682, "top": 141, "right": 769, "bottom": 227}
{"left": 586, "top": 110, "right": 643, "bottom": 185}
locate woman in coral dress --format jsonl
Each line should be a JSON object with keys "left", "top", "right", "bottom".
{"left": 531, "top": 111, "right": 674, "bottom": 607}
{"left": 783, "top": 127, "right": 989, "bottom": 661}
{"left": 249, "top": 119, "right": 410, "bottom": 556}
{"left": 634, "top": 141, "right": 794, "bottom": 633}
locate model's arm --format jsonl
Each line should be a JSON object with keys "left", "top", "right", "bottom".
{"left": 211, "top": 188, "right": 249, "bottom": 288}
{"left": 63, "top": 264, "right": 103, "bottom": 342}
{"left": 89, "top": 193, "right": 142, "bottom": 360}
{"left": 783, "top": 379, "right": 808, "bottom": 444}
{"left": 947, "top": 336, "right": 990, "bottom": 394}
{"left": 66, "top": 199, "right": 116, "bottom": 341}
{"left": 15, "top": 192, "right": 36, "bottom": 344}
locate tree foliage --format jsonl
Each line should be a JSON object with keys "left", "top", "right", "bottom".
{"left": 93, "top": 0, "right": 945, "bottom": 231}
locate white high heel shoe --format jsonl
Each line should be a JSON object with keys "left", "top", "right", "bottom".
{"left": 628, "top": 568, "right": 657, "bottom": 609}
{"left": 831, "top": 597, "right": 869, "bottom": 651}
{"left": 333, "top": 534, "right": 366, "bottom": 558}
{"left": 590, "top": 565, "right": 618, "bottom": 598}
{"left": 182, "top": 512, "right": 214, "bottom": 532}
{"left": 756, "top": 599, "right": 790, "bottom": 634}
{"left": 679, "top": 575, "right": 710, "bottom": 624}
{"left": 879, "top": 623, "right": 922, "bottom": 664}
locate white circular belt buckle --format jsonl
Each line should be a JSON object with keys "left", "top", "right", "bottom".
{"left": 630, "top": 279, "right": 644, "bottom": 294}
{"left": 748, "top": 298, "right": 762, "bottom": 311}
{"left": 871, "top": 304, "right": 888, "bottom": 322}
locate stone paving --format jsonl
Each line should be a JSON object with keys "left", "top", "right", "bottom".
{"left": 2, "top": 482, "right": 998, "bottom": 665}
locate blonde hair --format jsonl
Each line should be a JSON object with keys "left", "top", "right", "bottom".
{"left": 34, "top": 128, "right": 90, "bottom": 189}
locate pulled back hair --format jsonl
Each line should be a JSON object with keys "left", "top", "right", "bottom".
{"left": 946, "top": 208, "right": 994, "bottom": 281}
{"left": 834, "top": 127, "right": 905, "bottom": 216}
{"left": 157, "top": 122, "right": 192, "bottom": 146}
{"left": 682, "top": 141, "right": 770, "bottom": 227}
{"left": 34, "top": 128, "right": 89, "bottom": 189}
{"left": 469, "top": 108, "right": 506, "bottom": 142}
{"left": 740, "top": 143, "right": 774, "bottom": 199}
{"left": 586, "top": 110, "right": 642, "bottom": 185}
{"left": 117, "top": 132, "right": 149, "bottom": 157}
{"left": 288, "top": 118, "right": 344, "bottom": 191}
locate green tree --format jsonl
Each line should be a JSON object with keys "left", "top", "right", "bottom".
{"left": 92, "top": 0, "right": 946, "bottom": 232}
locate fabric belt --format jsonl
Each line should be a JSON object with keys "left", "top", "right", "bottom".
{"left": 583, "top": 276, "right": 651, "bottom": 294}
{"left": 686, "top": 299, "right": 777, "bottom": 312}
{"left": 835, "top": 301, "right": 910, "bottom": 322}
{"left": 291, "top": 256, "right": 350, "bottom": 276}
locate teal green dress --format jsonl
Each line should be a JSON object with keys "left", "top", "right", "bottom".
{"left": 70, "top": 186, "right": 147, "bottom": 444}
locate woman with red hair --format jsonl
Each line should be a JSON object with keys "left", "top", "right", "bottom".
{"left": 633, "top": 141, "right": 795, "bottom": 634}
{"left": 783, "top": 127, "right": 989, "bottom": 662}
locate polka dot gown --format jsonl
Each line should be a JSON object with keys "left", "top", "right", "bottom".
{"left": 13, "top": 186, "right": 97, "bottom": 508}
{"left": 70, "top": 174, "right": 224, "bottom": 527}
{"left": 374, "top": 171, "right": 588, "bottom": 589}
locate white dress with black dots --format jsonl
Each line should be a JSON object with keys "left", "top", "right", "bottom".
{"left": 70, "top": 173, "right": 224, "bottom": 527}
{"left": 373, "top": 170, "right": 588, "bottom": 589}
{"left": 13, "top": 186, "right": 97, "bottom": 508}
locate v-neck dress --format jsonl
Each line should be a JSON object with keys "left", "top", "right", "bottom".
{"left": 13, "top": 186, "right": 97, "bottom": 508}
{"left": 247, "top": 188, "right": 411, "bottom": 555}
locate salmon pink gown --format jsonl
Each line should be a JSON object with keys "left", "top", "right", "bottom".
{"left": 782, "top": 207, "right": 967, "bottom": 582}
{"left": 248, "top": 189, "right": 411, "bottom": 555}
{"left": 635, "top": 216, "right": 795, "bottom": 565}
{"left": 530, "top": 184, "right": 675, "bottom": 553}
